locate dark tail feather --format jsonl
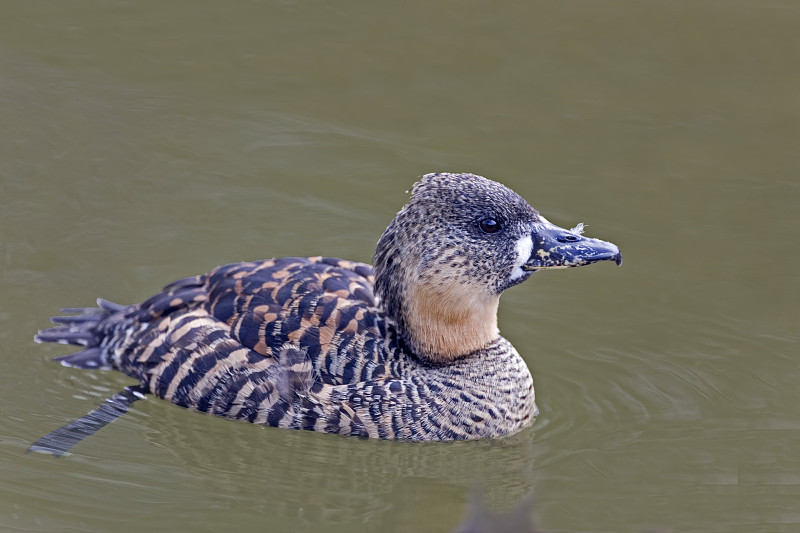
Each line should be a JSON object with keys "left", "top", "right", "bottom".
{"left": 54, "top": 347, "right": 111, "bottom": 370}
{"left": 35, "top": 299, "right": 127, "bottom": 368}
{"left": 28, "top": 386, "right": 147, "bottom": 457}
{"left": 97, "top": 298, "right": 125, "bottom": 313}
{"left": 54, "top": 298, "right": 124, "bottom": 317}
{"left": 34, "top": 328, "right": 98, "bottom": 345}
{"left": 161, "top": 274, "right": 204, "bottom": 293}
{"left": 50, "top": 314, "right": 104, "bottom": 325}
{"left": 58, "top": 298, "right": 121, "bottom": 315}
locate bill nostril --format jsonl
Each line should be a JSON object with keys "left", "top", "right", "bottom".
{"left": 557, "top": 234, "right": 581, "bottom": 243}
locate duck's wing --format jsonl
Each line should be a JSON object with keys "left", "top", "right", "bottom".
{"left": 32, "top": 256, "right": 400, "bottom": 453}
{"left": 95, "top": 256, "right": 398, "bottom": 391}
{"left": 199, "top": 257, "right": 401, "bottom": 384}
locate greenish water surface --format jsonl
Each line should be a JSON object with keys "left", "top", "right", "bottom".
{"left": 1, "top": 1, "right": 798, "bottom": 532}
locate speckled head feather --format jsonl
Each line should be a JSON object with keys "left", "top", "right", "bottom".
{"left": 374, "top": 173, "right": 541, "bottom": 362}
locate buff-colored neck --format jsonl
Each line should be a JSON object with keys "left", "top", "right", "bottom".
{"left": 404, "top": 280, "right": 500, "bottom": 364}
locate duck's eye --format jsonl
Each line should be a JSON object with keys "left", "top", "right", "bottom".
{"left": 479, "top": 218, "right": 501, "bottom": 234}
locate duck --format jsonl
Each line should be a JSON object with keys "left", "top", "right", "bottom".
{"left": 34, "top": 172, "right": 621, "bottom": 448}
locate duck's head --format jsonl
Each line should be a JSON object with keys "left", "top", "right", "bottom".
{"left": 374, "top": 172, "right": 621, "bottom": 364}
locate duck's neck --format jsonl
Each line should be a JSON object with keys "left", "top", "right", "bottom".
{"left": 373, "top": 221, "right": 500, "bottom": 364}
{"left": 403, "top": 281, "right": 500, "bottom": 363}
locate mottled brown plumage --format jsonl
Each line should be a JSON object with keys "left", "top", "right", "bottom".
{"left": 35, "top": 172, "right": 621, "bottom": 443}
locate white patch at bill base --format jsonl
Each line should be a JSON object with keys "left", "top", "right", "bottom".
{"left": 510, "top": 235, "right": 533, "bottom": 280}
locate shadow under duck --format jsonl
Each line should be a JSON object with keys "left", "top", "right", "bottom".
{"left": 33, "top": 173, "right": 621, "bottom": 454}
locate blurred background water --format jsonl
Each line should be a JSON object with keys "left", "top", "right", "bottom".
{"left": 1, "top": 1, "right": 798, "bottom": 532}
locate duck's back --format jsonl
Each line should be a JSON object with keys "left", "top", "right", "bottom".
{"left": 200, "top": 256, "right": 404, "bottom": 384}
{"left": 41, "top": 256, "right": 406, "bottom": 426}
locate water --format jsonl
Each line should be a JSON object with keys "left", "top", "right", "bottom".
{"left": 1, "top": 1, "right": 799, "bottom": 531}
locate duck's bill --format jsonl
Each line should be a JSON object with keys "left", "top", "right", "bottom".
{"left": 522, "top": 220, "right": 622, "bottom": 271}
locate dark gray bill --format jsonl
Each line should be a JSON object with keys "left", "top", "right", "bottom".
{"left": 522, "top": 219, "right": 622, "bottom": 271}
